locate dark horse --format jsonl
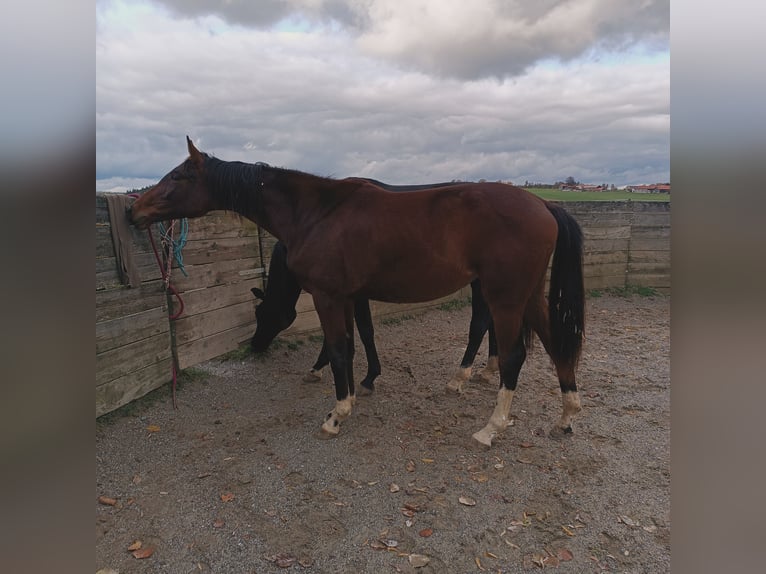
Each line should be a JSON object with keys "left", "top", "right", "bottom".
{"left": 250, "top": 178, "right": 499, "bottom": 395}
{"left": 130, "top": 138, "right": 585, "bottom": 446}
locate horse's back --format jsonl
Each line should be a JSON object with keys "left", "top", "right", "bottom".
{"left": 355, "top": 181, "right": 555, "bottom": 240}
{"left": 324, "top": 181, "right": 558, "bottom": 302}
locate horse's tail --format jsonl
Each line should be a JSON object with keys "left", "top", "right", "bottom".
{"left": 545, "top": 202, "right": 585, "bottom": 367}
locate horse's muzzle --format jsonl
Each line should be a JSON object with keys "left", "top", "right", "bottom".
{"left": 127, "top": 207, "right": 152, "bottom": 230}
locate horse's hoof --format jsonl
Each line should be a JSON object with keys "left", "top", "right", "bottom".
{"left": 318, "top": 422, "right": 340, "bottom": 439}
{"left": 472, "top": 428, "right": 495, "bottom": 447}
{"left": 446, "top": 381, "right": 464, "bottom": 394}
{"left": 549, "top": 425, "right": 573, "bottom": 439}
{"left": 470, "top": 372, "right": 490, "bottom": 384}
{"left": 302, "top": 370, "right": 322, "bottom": 383}
{"left": 358, "top": 384, "right": 374, "bottom": 397}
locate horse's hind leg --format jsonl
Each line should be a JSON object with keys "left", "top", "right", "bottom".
{"left": 525, "top": 290, "right": 582, "bottom": 436}
{"left": 473, "top": 309, "right": 526, "bottom": 447}
{"left": 473, "top": 319, "right": 499, "bottom": 383}
{"left": 550, "top": 361, "right": 581, "bottom": 438}
{"left": 472, "top": 283, "right": 499, "bottom": 383}
{"left": 304, "top": 342, "right": 328, "bottom": 383}
{"left": 447, "top": 280, "right": 492, "bottom": 393}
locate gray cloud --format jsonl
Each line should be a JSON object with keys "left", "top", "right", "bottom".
{"left": 150, "top": 0, "right": 668, "bottom": 79}
{"left": 96, "top": 1, "right": 668, "bottom": 190}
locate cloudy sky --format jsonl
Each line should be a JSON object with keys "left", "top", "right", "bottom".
{"left": 96, "top": 0, "right": 669, "bottom": 192}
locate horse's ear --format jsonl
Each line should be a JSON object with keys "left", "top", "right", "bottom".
{"left": 251, "top": 287, "right": 265, "bottom": 300}
{"left": 187, "top": 136, "right": 203, "bottom": 166}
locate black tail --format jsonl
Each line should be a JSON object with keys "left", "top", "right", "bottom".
{"left": 545, "top": 203, "right": 585, "bottom": 367}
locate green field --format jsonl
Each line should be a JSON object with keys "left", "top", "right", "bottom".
{"left": 525, "top": 188, "right": 670, "bottom": 202}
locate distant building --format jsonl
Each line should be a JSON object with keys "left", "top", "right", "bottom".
{"left": 627, "top": 184, "right": 671, "bottom": 194}
{"left": 557, "top": 183, "right": 607, "bottom": 192}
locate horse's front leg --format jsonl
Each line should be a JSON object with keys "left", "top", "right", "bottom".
{"left": 313, "top": 294, "right": 356, "bottom": 437}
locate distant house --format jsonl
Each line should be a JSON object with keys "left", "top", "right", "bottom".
{"left": 628, "top": 184, "right": 671, "bottom": 194}
{"left": 557, "top": 183, "right": 607, "bottom": 192}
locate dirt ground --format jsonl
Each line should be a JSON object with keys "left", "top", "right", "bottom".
{"left": 96, "top": 293, "right": 670, "bottom": 573}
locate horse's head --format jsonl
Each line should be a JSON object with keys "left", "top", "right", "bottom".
{"left": 129, "top": 137, "right": 216, "bottom": 229}
{"left": 250, "top": 286, "right": 298, "bottom": 353}
{"left": 249, "top": 241, "right": 303, "bottom": 352}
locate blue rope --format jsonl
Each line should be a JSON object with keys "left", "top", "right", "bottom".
{"left": 159, "top": 219, "right": 189, "bottom": 277}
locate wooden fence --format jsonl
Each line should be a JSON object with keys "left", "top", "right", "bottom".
{"left": 96, "top": 195, "right": 669, "bottom": 416}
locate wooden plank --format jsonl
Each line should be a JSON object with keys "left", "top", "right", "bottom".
{"left": 584, "top": 263, "right": 626, "bottom": 279}
{"left": 631, "top": 202, "right": 671, "bottom": 214}
{"left": 96, "top": 358, "right": 173, "bottom": 417}
{"left": 175, "top": 236, "right": 261, "bottom": 266}
{"left": 626, "top": 273, "right": 671, "bottom": 289}
{"left": 95, "top": 281, "right": 168, "bottom": 323}
{"left": 563, "top": 202, "right": 635, "bottom": 216}
{"left": 176, "top": 322, "right": 256, "bottom": 370}
{"left": 585, "top": 275, "right": 626, "bottom": 290}
{"left": 282, "top": 309, "right": 321, "bottom": 336}
{"left": 630, "top": 237, "right": 670, "bottom": 252}
{"left": 96, "top": 224, "right": 116, "bottom": 258}
{"left": 570, "top": 213, "right": 633, "bottom": 226}
{"left": 96, "top": 306, "right": 169, "bottom": 354}
{"left": 96, "top": 331, "right": 172, "bottom": 387}
{"left": 627, "top": 262, "right": 671, "bottom": 275}
{"left": 95, "top": 252, "right": 158, "bottom": 273}
{"left": 96, "top": 196, "right": 111, "bottom": 223}
{"left": 630, "top": 250, "right": 671, "bottom": 265}
{"left": 582, "top": 251, "right": 628, "bottom": 266}
{"left": 174, "top": 301, "right": 256, "bottom": 346}
{"left": 295, "top": 292, "right": 316, "bottom": 314}
{"left": 170, "top": 257, "right": 264, "bottom": 292}
{"left": 184, "top": 211, "right": 259, "bottom": 240}
{"left": 583, "top": 238, "right": 630, "bottom": 254}
{"left": 96, "top": 254, "right": 164, "bottom": 290}
{"left": 582, "top": 226, "right": 631, "bottom": 240}
{"left": 96, "top": 219, "right": 157, "bottom": 257}
{"left": 631, "top": 225, "right": 670, "bottom": 239}
{"left": 171, "top": 278, "right": 261, "bottom": 318}
{"left": 631, "top": 212, "right": 671, "bottom": 226}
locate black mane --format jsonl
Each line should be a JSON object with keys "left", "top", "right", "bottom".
{"left": 205, "top": 156, "right": 266, "bottom": 216}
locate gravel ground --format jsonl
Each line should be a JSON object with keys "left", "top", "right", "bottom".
{"left": 97, "top": 293, "right": 670, "bottom": 573}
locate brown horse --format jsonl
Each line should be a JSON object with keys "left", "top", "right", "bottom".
{"left": 129, "top": 137, "right": 585, "bottom": 447}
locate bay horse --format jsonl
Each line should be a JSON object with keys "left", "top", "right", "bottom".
{"left": 129, "top": 137, "right": 585, "bottom": 447}
{"left": 250, "top": 175, "right": 499, "bottom": 395}
{"left": 250, "top": 239, "right": 497, "bottom": 394}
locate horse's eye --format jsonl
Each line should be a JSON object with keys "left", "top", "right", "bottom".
{"left": 170, "top": 173, "right": 184, "bottom": 181}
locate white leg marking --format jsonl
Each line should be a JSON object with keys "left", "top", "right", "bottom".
{"left": 472, "top": 388, "right": 515, "bottom": 447}
{"left": 557, "top": 391, "right": 582, "bottom": 430}
{"left": 320, "top": 397, "right": 355, "bottom": 436}
{"left": 302, "top": 367, "right": 324, "bottom": 383}
{"left": 473, "top": 356, "right": 499, "bottom": 383}
{"left": 446, "top": 367, "right": 471, "bottom": 393}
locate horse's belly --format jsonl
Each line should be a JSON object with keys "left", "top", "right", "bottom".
{"left": 361, "top": 265, "right": 473, "bottom": 304}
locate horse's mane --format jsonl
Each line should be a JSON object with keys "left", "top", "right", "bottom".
{"left": 205, "top": 156, "right": 266, "bottom": 215}
{"left": 203, "top": 155, "right": 337, "bottom": 223}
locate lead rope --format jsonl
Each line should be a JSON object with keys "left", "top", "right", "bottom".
{"left": 159, "top": 219, "right": 189, "bottom": 278}
{"left": 127, "top": 194, "right": 186, "bottom": 409}
{"left": 147, "top": 226, "right": 184, "bottom": 409}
